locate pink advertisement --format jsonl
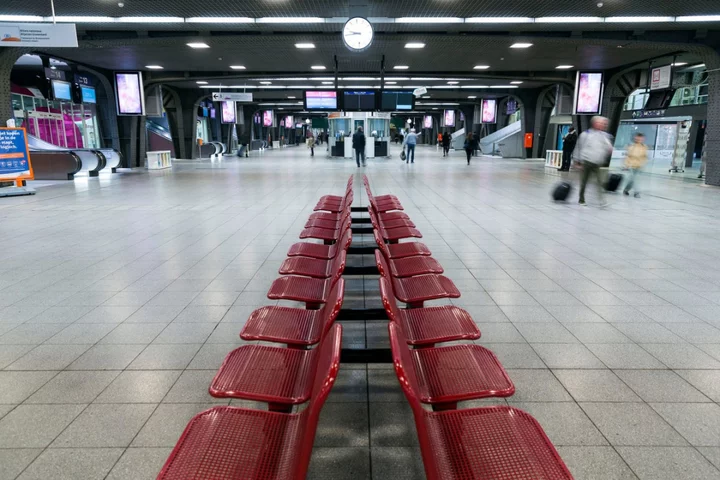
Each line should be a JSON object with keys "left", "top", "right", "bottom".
{"left": 482, "top": 99, "right": 497, "bottom": 123}
{"left": 263, "top": 110, "right": 273, "bottom": 127}
{"left": 444, "top": 109, "right": 455, "bottom": 127}
{"left": 221, "top": 100, "right": 236, "bottom": 124}
{"left": 423, "top": 116, "right": 432, "bottom": 129}
{"left": 115, "top": 72, "right": 144, "bottom": 115}
{"left": 575, "top": 72, "right": 604, "bottom": 115}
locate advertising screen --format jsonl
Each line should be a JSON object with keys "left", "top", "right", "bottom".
{"left": 343, "top": 91, "right": 376, "bottom": 111}
{"left": 210, "top": 108, "right": 216, "bottom": 119}
{"left": 51, "top": 80, "right": 72, "bottom": 101}
{"left": 506, "top": 98, "right": 518, "bottom": 115}
{"left": 284, "top": 116, "right": 294, "bottom": 128}
{"left": 263, "top": 110, "right": 274, "bottom": 127}
{"left": 305, "top": 91, "right": 338, "bottom": 110}
{"left": 381, "top": 91, "right": 414, "bottom": 111}
{"left": 482, "top": 99, "right": 497, "bottom": 124}
{"left": 574, "top": 72, "right": 604, "bottom": 115}
{"left": 423, "top": 115, "right": 433, "bottom": 129}
{"left": 444, "top": 109, "right": 455, "bottom": 127}
{"left": 80, "top": 86, "right": 96, "bottom": 104}
{"left": 221, "top": 100, "right": 236, "bottom": 124}
{"left": 115, "top": 72, "right": 145, "bottom": 115}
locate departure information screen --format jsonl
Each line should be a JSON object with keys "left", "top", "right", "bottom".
{"left": 343, "top": 91, "right": 376, "bottom": 111}
{"left": 305, "top": 91, "right": 338, "bottom": 110}
{"left": 381, "top": 91, "right": 414, "bottom": 111}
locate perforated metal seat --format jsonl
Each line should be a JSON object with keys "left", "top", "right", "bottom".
{"left": 158, "top": 325, "right": 342, "bottom": 480}
{"left": 268, "top": 276, "right": 339, "bottom": 309}
{"left": 388, "top": 255, "right": 443, "bottom": 277}
{"left": 241, "top": 279, "right": 344, "bottom": 347}
{"left": 373, "top": 229, "right": 432, "bottom": 259}
{"left": 379, "top": 278, "right": 479, "bottom": 347}
{"left": 279, "top": 251, "right": 347, "bottom": 278}
{"left": 314, "top": 192, "right": 354, "bottom": 212}
{"left": 369, "top": 210, "right": 421, "bottom": 242}
{"left": 376, "top": 251, "right": 459, "bottom": 308}
{"left": 287, "top": 230, "right": 352, "bottom": 260}
{"left": 318, "top": 176, "right": 353, "bottom": 204}
{"left": 300, "top": 216, "right": 351, "bottom": 242}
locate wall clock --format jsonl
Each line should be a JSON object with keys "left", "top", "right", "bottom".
{"left": 343, "top": 17, "right": 373, "bottom": 52}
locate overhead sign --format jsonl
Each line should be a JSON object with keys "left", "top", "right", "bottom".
{"left": 650, "top": 65, "right": 672, "bottom": 90}
{"left": 0, "top": 128, "right": 34, "bottom": 181}
{"left": 631, "top": 109, "right": 666, "bottom": 119}
{"left": 413, "top": 87, "right": 427, "bottom": 97}
{"left": 212, "top": 92, "right": 253, "bottom": 102}
{"left": 0, "top": 23, "right": 78, "bottom": 48}
{"left": 44, "top": 67, "right": 65, "bottom": 81}
{"left": 74, "top": 74, "right": 92, "bottom": 86}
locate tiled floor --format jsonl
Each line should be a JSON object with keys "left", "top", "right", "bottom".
{"left": 1, "top": 144, "right": 720, "bottom": 479}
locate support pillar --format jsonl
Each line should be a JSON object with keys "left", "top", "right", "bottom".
{"left": 703, "top": 52, "right": 720, "bottom": 186}
{"left": 0, "top": 48, "right": 30, "bottom": 125}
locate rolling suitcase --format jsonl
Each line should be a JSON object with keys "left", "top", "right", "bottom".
{"left": 552, "top": 182, "right": 572, "bottom": 201}
{"left": 605, "top": 173, "right": 623, "bottom": 192}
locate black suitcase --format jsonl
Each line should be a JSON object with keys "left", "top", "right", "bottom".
{"left": 552, "top": 182, "right": 572, "bottom": 201}
{"left": 605, "top": 173, "right": 623, "bottom": 192}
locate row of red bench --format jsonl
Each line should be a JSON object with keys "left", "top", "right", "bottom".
{"left": 157, "top": 177, "right": 357, "bottom": 479}
{"left": 365, "top": 176, "right": 574, "bottom": 480}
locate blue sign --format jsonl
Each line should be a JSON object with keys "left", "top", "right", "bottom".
{"left": 74, "top": 74, "right": 92, "bottom": 86}
{"left": 0, "top": 128, "right": 32, "bottom": 179}
{"left": 81, "top": 86, "right": 97, "bottom": 104}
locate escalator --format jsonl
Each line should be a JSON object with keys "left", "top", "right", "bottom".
{"left": 26, "top": 134, "right": 123, "bottom": 180}
{"left": 146, "top": 119, "right": 175, "bottom": 156}
{"left": 479, "top": 120, "right": 522, "bottom": 157}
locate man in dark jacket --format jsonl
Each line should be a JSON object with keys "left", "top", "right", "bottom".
{"left": 353, "top": 126, "right": 366, "bottom": 167}
{"left": 442, "top": 132, "right": 451, "bottom": 157}
{"left": 560, "top": 127, "right": 578, "bottom": 171}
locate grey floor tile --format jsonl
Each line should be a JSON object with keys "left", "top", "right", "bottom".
{"left": 0, "top": 371, "right": 57, "bottom": 404}
{"left": 510, "top": 402, "right": 608, "bottom": 446}
{"left": 186, "top": 343, "right": 236, "bottom": 370}
{"left": 0, "top": 449, "right": 43, "bottom": 480}
{"left": 0, "top": 323, "right": 66, "bottom": 345}
{"left": 190, "top": 291, "right": 241, "bottom": 306}
{"left": 328, "top": 366, "right": 368, "bottom": 403}
{"left": 106, "top": 447, "right": 173, "bottom": 480}
{"left": 0, "top": 344, "right": 35, "bottom": 369}
{"left": 152, "top": 322, "right": 217, "bottom": 344}
{"left": 124, "top": 305, "right": 185, "bottom": 324}
{"left": 676, "top": 370, "right": 720, "bottom": 402}
{"left": 95, "top": 370, "right": 182, "bottom": 403}
{"left": 25, "top": 370, "right": 120, "bottom": 404}
{"left": 368, "top": 368, "right": 405, "bottom": 403}
{"left": 127, "top": 344, "right": 202, "bottom": 370}
{"left": 641, "top": 344, "right": 720, "bottom": 369}
{"left": 17, "top": 448, "right": 124, "bottom": 480}
{"left": 617, "top": 446, "right": 720, "bottom": 480}
{"left": 52, "top": 403, "right": 156, "bottom": 447}
{"left": 25, "top": 305, "right": 94, "bottom": 324}
{"left": 482, "top": 343, "right": 546, "bottom": 368}
{"left": 614, "top": 323, "right": 685, "bottom": 344}
{"left": 544, "top": 305, "right": 606, "bottom": 324}
{"left": 698, "top": 447, "right": 720, "bottom": 471}
{"left": 499, "top": 306, "right": 556, "bottom": 323}
{"left": 6, "top": 344, "right": 91, "bottom": 371}
{"left": 564, "top": 322, "right": 632, "bottom": 343}
{"left": 369, "top": 402, "right": 417, "bottom": 447}
{"left": 204, "top": 323, "right": 245, "bottom": 344}
{"left": 0, "top": 404, "right": 85, "bottom": 447}
{"left": 505, "top": 369, "right": 573, "bottom": 402}
{"left": 650, "top": 403, "right": 720, "bottom": 446}
{"left": 586, "top": 343, "right": 667, "bottom": 369}
{"left": 99, "top": 323, "right": 167, "bottom": 344}
{"left": 532, "top": 343, "right": 605, "bottom": 368}
{"left": 514, "top": 322, "right": 579, "bottom": 343}
{"left": 67, "top": 344, "right": 146, "bottom": 370}
{"left": 162, "top": 370, "right": 226, "bottom": 403}
{"left": 132, "top": 403, "right": 216, "bottom": 447}
{"left": 555, "top": 369, "right": 641, "bottom": 402}
{"left": 307, "top": 447, "right": 371, "bottom": 480}
{"left": 615, "top": 370, "right": 711, "bottom": 403}
{"left": 556, "top": 446, "right": 638, "bottom": 480}
{"left": 370, "top": 446, "right": 425, "bottom": 480}
{"left": 580, "top": 402, "right": 688, "bottom": 446}
{"left": 172, "top": 305, "right": 230, "bottom": 323}
{"left": 77, "top": 306, "right": 139, "bottom": 324}
{"left": 589, "top": 306, "right": 653, "bottom": 323}
{"left": 316, "top": 402, "right": 370, "bottom": 447}
{"left": 475, "top": 322, "right": 525, "bottom": 343}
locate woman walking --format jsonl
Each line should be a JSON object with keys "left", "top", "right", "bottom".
{"left": 464, "top": 133, "right": 479, "bottom": 165}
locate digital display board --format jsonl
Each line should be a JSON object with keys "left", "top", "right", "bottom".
{"left": 263, "top": 110, "right": 274, "bottom": 127}
{"left": 574, "top": 72, "right": 604, "bottom": 115}
{"left": 80, "top": 86, "right": 96, "bottom": 104}
{"left": 210, "top": 108, "right": 216, "bottom": 119}
{"left": 381, "top": 91, "right": 414, "bottom": 111}
{"left": 304, "top": 91, "right": 338, "bottom": 110}
{"left": 423, "top": 116, "right": 433, "bottom": 129}
{"left": 221, "top": 100, "right": 236, "bottom": 124}
{"left": 115, "top": 72, "right": 145, "bottom": 115}
{"left": 51, "top": 80, "right": 72, "bottom": 101}
{"left": 506, "top": 98, "right": 518, "bottom": 115}
{"left": 444, "top": 109, "right": 455, "bottom": 127}
{"left": 284, "top": 116, "right": 294, "bottom": 128}
{"left": 343, "top": 91, "right": 376, "bottom": 111}
{"left": 482, "top": 99, "right": 497, "bottom": 124}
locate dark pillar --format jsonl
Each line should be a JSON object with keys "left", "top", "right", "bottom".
{"left": 704, "top": 51, "right": 720, "bottom": 186}
{"left": 0, "top": 48, "right": 30, "bottom": 124}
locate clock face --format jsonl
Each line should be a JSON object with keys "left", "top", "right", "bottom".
{"left": 343, "top": 17, "right": 373, "bottom": 52}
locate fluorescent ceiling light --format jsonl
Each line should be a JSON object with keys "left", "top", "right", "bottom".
{"left": 605, "top": 16, "right": 675, "bottom": 23}
{"left": 422, "top": 96, "right": 430, "bottom": 99}
{"left": 288, "top": 96, "right": 296, "bottom": 99}
{"left": 54, "top": 16, "right": 115, "bottom": 22}
{"left": 511, "top": 81, "right": 523, "bottom": 84}
{"left": 510, "top": 43, "right": 533, "bottom": 48}
{"left": 396, "top": 17, "right": 463, "bottom": 24}
{"left": 535, "top": 17, "right": 603, "bottom": 23}
{"left": 0, "top": 15, "right": 43, "bottom": 21}
{"left": 385, "top": 81, "right": 397, "bottom": 84}
{"left": 394, "top": 65, "right": 409, "bottom": 70}
{"left": 257, "top": 17, "right": 324, "bottom": 23}
{"left": 473, "top": 65, "right": 490, "bottom": 70}
{"left": 342, "top": 77, "right": 379, "bottom": 80}
{"left": 676, "top": 15, "right": 720, "bottom": 22}
{"left": 145, "top": 65, "right": 164, "bottom": 69}
{"left": 386, "top": 77, "right": 410, "bottom": 80}
{"left": 186, "top": 17, "right": 254, "bottom": 23}
{"left": 490, "top": 85, "right": 519, "bottom": 88}
{"left": 311, "top": 65, "right": 326, "bottom": 70}
{"left": 230, "top": 65, "right": 246, "bottom": 70}
{"left": 468, "top": 96, "right": 477, "bottom": 99}
{"left": 460, "top": 85, "right": 489, "bottom": 88}
{"left": 689, "top": 63, "right": 706, "bottom": 69}
{"left": 672, "top": 62, "right": 688, "bottom": 66}
{"left": 322, "top": 81, "right": 334, "bottom": 84}
{"left": 466, "top": 17, "right": 533, "bottom": 23}
{"left": 117, "top": 16, "right": 184, "bottom": 23}
{"left": 196, "top": 81, "right": 208, "bottom": 84}
{"left": 555, "top": 65, "right": 574, "bottom": 69}
{"left": 187, "top": 42, "right": 210, "bottom": 49}
{"left": 260, "top": 81, "right": 272, "bottom": 84}
{"left": 433, "top": 108, "right": 439, "bottom": 110}
{"left": 447, "top": 81, "right": 459, "bottom": 85}
{"left": 295, "top": 43, "right": 316, "bottom": 49}
{"left": 405, "top": 42, "right": 426, "bottom": 49}
{"left": 411, "top": 77, "right": 442, "bottom": 80}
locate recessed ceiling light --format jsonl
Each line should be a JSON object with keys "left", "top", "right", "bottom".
{"left": 288, "top": 96, "right": 296, "bottom": 99}
{"left": 672, "top": 62, "right": 688, "bottom": 67}
{"left": 676, "top": 15, "right": 720, "bottom": 22}
{"left": 230, "top": 65, "right": 246, "bottom": 70}
{"left": 447, "top": 81, "right": 459, "bottom": 85}
{"left": 187, "top": 42, "right": 210, "bottom": 49}
{"left": 468, "top": 95, "right": 477, "bottom": 99}
{"left": 196, "top": 80, "right": 208, "bottom": 84}
{"left": 473, "top": 65, "right": 490, "bottom": 70}
{"left": 688, "top": 63, "right": 706, "bottom": 69}
{"left": 295, "top": 43, "right": 316, "bottom": 49}
{"left": 556, "top": 65, "right": 574, "bottom": 69}
{"left": 260, "top": 81, "right": 272, "bottom": 84}
{"left": 432, "top": 107, "right": 439, "bottom": 110}
{"left": 394, "top": 65, "right": 409, "bottom": 70}
{"left": 322, "top": 81, "right": 334, "bottom": 84}
{"left": 396, "top": 17, "right": 462, "bottom": 24}
{"left": 385, "top": 81, "right": 397, "bottom": 85}
{"left": 605, "top": 16, "right": 674, "bottom": 23}
{"left": 422, "top": 96, "right": 430, "bottom": 99}
{"left": 405, "top": 42, "right": 426, "bottom": 49}
{"left": 510, "top": 43, "right": 533, "bottom": 48}
{"left": 311, "top": 65, "right": 326, "bottom": 70}
{"left": 145, "top": 65, "right": 163, "bottom": 69}
{"left": 511, "top": 81, "right": 523, "bottom": 84}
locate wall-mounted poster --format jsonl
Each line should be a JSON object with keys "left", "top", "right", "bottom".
{"left": 444, "top": 109, "right": 455, "bottom": 127}
{"left": 221, "top": 100, "right": 236, "bottom": 124}
{"left": 114, "top": 72, "right": 145, "bottom": 115}
{"left": 263, "top": 110, "right": 274, "bottom": 127}
{"left": 573, "top": 72, "right": 604, "bottom": 115}
{"left": 423, "top": 115, "right": 433, "bottom": 129}
{"left": 482, "top": 99, "right": 497, "bottom": 123}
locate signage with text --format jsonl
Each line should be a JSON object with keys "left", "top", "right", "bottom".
{"left": 1, "top": 23, "right": 78, "bottom": 48}
{"left": 650, "top": 65, "right": 672, "bottom": 91}
{"left": 0, "top": 128, "right": 34, "bottom": 181}
{"left": 211, "top": 92, "right": 253, "bottom": 102}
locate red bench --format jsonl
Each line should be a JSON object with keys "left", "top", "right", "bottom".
{"left": 314, "top": 190, "right": 353, "bottom": 212}
{"left": 372, "top": 229, "right": 431, "bottom": 259}
{"left": 375, "top": 250, "right": 459, "bottom": 308}
{"left": 370, "top": 210, "right": 422, "bottom": 243}
{"left": 287, "top": 229, "right": 352, "bottom": 260}
{"left": 388, "top": 323, "right": 574, "bottom": 480}
{"left": 157, "top": 325, "right": 342, "bottom": 480}
{"left": 389, "top": 321, "right": 513, "bottom": 410}
{"left": 375, "top": 238, "right": 443, "bottom": 277}
{"left": 279, "top": 250, "right": 347, "bottom": 279}
{"left": 268, "top": 251, "right": 344, "bottom": 308}
{"left": 317, "top": 175, "right": 353, "bottom": 205}
{"left": 300, "top": 216, "right": 351, "bottom": 243}
{"left": 379, "top": 277, "right": 479, "bottom": 347}
{"left": 242, "top": 279, "right": 344, "bottom": 347}
{"left": 362, "top": 174, "right": 400, "bottom": 204}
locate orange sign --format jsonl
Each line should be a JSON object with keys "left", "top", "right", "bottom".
{"left": 0, "top": 127, "right": 34, "bottom": 187}
{"left": 524, "top": 133, "right": 533, "bottom": 148}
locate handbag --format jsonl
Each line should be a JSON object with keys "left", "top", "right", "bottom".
{"left": 400, "top": 150, "right": 406, "bottom": 161}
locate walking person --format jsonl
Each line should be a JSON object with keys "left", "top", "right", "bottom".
{"left": 442, "top": 132, "right": 451, "bottom": 157}
{"left": 464, "top": 133, "right": 479, "bottom": 165}
{"left": 623, "top": 133, "right": 647, "bottom": 197}
{"left": 306, "top": 129, "right": 315, "bottom": 157}
{"left": 560, "top": 127, "right": 577, "bottom": 171}
{"left": 575, "top": 116, "right": 614, "bottom": 206}
{"left": 353, "top": 126, "right": 367, "bottom": 167}
{"left": 403, "top": 128, "right": 418, "bottom": 164}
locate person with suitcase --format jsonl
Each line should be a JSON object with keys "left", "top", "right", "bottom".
{"left": 575, "top": 116, "right": 614, "bottom": 206}
{"left": 559, "top": 127, "right": 577, "bottom": 171}
{"left": 623, "top": 133, "right": 648, "bottom": 197}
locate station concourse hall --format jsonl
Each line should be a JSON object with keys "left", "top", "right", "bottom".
{"left": 2, "top": 2, "right": 720, "bottom": 480}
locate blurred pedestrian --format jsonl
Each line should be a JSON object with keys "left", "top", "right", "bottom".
{"left": 464, "top": 133, "right": 479, "bottom": 165}
{"left": 560, "top": 127, "right": 577, "bottom": 171}
{"left": 306, "top": 129, "right": 315, "bottom": 157}
{"left": 575, "top": 116, "right": 614, "bottom": 206}
{"left": 353, "top": 126, "right": 366, "bottom": 167}
{"left": 442, "top": 132, "right": 451, "bottom": 157}
{"left": 404, "top": 128, "right": 418, "bottom": 164}
{"left": 623, "top": 133, "right": 647, "bottom": 197}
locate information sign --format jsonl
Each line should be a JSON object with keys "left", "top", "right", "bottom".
{"left": 0, "top": 128, "right": 34, "bottom": 182}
